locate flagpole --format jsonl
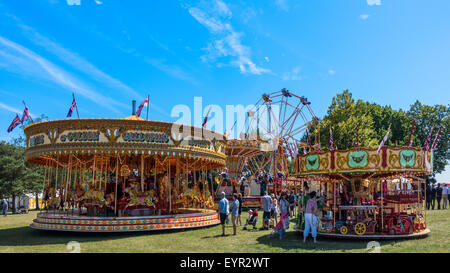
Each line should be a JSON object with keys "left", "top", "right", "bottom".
{"left": 73, "top": 93, "right": 80, "bottom": 118}
{"left": 407, "top": 120, "right": 415, "bottom": 146}
{"left": 146, "top": 95, "right": 149, "bottom": 121}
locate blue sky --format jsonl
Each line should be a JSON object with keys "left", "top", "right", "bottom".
{"left": 0, "top": 0, "right": 449, "bottom": 181}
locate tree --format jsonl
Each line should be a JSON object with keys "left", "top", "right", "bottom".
{"left": 407, "top": 101, "right": 450, "bottom": 176}
{"left": 310, "top": 90, "right": 449, "bottom": 179}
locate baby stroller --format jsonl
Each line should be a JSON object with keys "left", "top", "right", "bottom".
{"left": 243, "top": 209, "right": 258, "bottom": 230}
{"left": 269, "top": 212, "right": 289, "bottom": 239}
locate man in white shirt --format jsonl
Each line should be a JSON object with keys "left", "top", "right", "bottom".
{"left": 443, "top": 184, "right": 448, "bottom": 209}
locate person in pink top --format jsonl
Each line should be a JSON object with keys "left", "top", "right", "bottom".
{"left": 303, "top": 191, "right": 319, "bottom": 243}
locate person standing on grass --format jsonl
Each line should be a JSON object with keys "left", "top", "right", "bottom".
{"left": 288, "top": 190, "right": 296, "bottom": 218}
{"left": 303, "top": 191, "right": 319, "bottom": 244}
{"left": 230, "top": 193, "right": 240, "bottom": 235}
{"left": 2, "top": 199, "right": 8, "bottom": 217}
{"left": 261, "top": 191, "right": 272, "bottom": 230}
{"left": 426, "top": 184, "right": 433, "bottom": 210}
{"left": 436, "top": 184, "right": 443, "bottom": 210}
{"left": 431, "top": 186, "right": 437, "bottom": 210}
{"left": 237, "top": 193, "right": 243, "bottom": 226}
{"left": 218, "top": 192, "right": 229, "bottom": 236}
{"left": 270, "top": 194, "right": 278, "bottom": 225}
{"left": 443, "top": 184, "right": 448, "bottom": 209}
{"left": 279, "top": 194, "right": 289, "bottom": 216}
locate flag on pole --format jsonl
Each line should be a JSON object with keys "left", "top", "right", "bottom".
{"left": 67, "top": 96, "right": 77, "bottom": 117}
{"left": 377, "top": 124, "right": 391, "bottom": 154}
{"left": 7, "top": 114, "right": 21, "bottom": 133}
{"left": 21, "top": 101, "right": 33, "bottom": 124}
{"left": 355, "top": 122, "right": 359, "bottom": 147}
{"left": 431, "top": 126, "right": 442, "bottom": 151}
{"left": 135, "top": 96, "right": 149, "bottom": 117}
{"left": 329, "top": 127, "right": 334, "bottom": 151}
{"left": 424, "top": 126, "right": 434, "bottom": 151}
{"left": 202, "top": 107, "right": 212, "bottom": 128}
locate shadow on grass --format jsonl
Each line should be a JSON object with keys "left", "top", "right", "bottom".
{"left": 0, "top": 225, "right": 214, "bottom": 247}
{"left": 256, "top": 230, "right": 401, "bottom": 252}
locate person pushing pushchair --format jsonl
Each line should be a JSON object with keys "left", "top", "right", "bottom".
{"left": 269, "top": 211, "right": 289, "bottom": 240}
{"left": 243, "top": 209, "right": 258, "bottom": 230}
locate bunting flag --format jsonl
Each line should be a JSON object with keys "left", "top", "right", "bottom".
{"left": 66, "top": 95, "right": 77, "bottom": 117}
{"left": 407, "top": 119, "right": 416, "bottom": 146}
{"left": 135, "top": 96, "right": 149, "bottom": 117}
{"left": 21, "top": 101, "right": 33, "bottom": 124}
{"left": 329, "top": 127, "right": 334, "bottom": 151}
{"left": 424, "top": 126, "right": 434, "bottom": 151}
{"left": 431, "top": 126, "right": 442, "bottom": 151}
{"left": 7, "top": 114, "right": 21, "bottom": 133}
{"left": 377, "top": 124, "right": 391, "bottom": 154}
{"left": 202, "top": 107, "right": 212, "bottom": 128}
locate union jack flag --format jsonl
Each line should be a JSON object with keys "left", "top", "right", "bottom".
{"left": 135, "top": 96, "right": 149, "bottom": 117}
{"left": 7, "top": 114, "right": 21, "bottom": 133}
{"left": 202, "top": 107, "right": 212, "bottom": 128}
{"left": 21, "top": 101, "right": 33, "bottom": 124}
{"left": 67, "top": 97, "right": 77, "bottom": 117}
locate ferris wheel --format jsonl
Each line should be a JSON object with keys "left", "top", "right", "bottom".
{"left": 243, "top": 88, "right": 318, "bottom": 178}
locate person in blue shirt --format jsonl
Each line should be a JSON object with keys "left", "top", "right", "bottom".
{"left": 230, "top": 193, "right": 240, "bottom": 235}
{"left": 218, "top": 192, "right": 229, "bottom": 236}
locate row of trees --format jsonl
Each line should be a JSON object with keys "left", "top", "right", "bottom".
{"left": 310, "top": 90, "right": 449, "bottom": 177}
{"left": 0, "top": 115, "right": 47, "bottom": 211}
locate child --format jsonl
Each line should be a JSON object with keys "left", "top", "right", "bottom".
{"left": 243, "top": 209, "right": 258, "bottom": 230}
{"left": 270, "top": 211, "right": 289, "bottom": 239}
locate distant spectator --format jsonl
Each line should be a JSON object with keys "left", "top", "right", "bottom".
{"left": 436, "top": 184, "right": 443, "bottom": 210}
{"left": 431, "top": 186, "right": 437, "bottom": 210}
{"left": 230, "top": 193, "right": 240, "bottom": 235}
{"left": 270, "top": 194, "right": 278, "bottom": 225}
{"left": 237, "top": 193, "right": 243, "bottom": 226}
{"left": 288, "top": 190, "right": 296, "bottom": 218}
{"left": 426, "top": 184, "right": 433, "bottom": 210}
{"left": 2, "top": 199, "right": 8, "bottom": 217}
{"left": 261, "top": 191, "right": 272, "bottom": 230}
{"left": 279, "top": 194, "right": 289, "bottom": 215}
{"left": 443, "top": 184, "right": 448, "bottom": 209}
{"left": 218, "top": 192, "right": 229, "bottom": 236}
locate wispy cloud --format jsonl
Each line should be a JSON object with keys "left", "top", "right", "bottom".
{"left": 187, "top": 0, "right": 270, "bottom": 75}
{"left": 0, "top": 36, "right": 127, "bottom": 115}
{"left": 144, "top": 58, "right": 198, "bottom": 86}
{"left": 10, "top": 21, "right": 144, "bottom": 101}
{"left": 275, "top": 0, "right": 289, "bottom": 11}
{"left": 360, "top": 14, "right": 370, "bottom": 20}
{"left": 0, "top": 101, "right": 28, "bottom": 116}
{"left": 282, "top": 66, "right": 303, "bottom": 81}
{"left": 367, "top": 0, "right": 381, "bottom": 6}
{"left": 66, "top": 0, "right": 81, "bottom": 6}
{"left": 328, "top": 69, "right": 335, "bottom": 75}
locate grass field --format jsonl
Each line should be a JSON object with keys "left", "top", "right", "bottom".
{"left": 0, "top": 209, "right": 449, "bottom": 253}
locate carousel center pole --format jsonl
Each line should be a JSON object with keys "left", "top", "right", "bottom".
{"left": 168, "top": 157, "right": 172, "bottom": 214}
{"left": 141, "top": 155, "right": 145, "bottom": 192}
{"left": 381, "top": 179, "right": 384, "bottom": 233}
{"left": 114, "top": 156, "right": 119, "bottom": 216}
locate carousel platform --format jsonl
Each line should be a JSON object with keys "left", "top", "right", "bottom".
{"left": 294, "top": 226, "right": 430, "bottom": 240}
{"left": 31, "top": 208, "right": 219, "bottom": 232}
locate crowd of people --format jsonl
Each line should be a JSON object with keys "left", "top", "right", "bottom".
{"left": 426, "top": 183, "right": 449, "bottom": 210}
{"left": 217, "top": 188, "right": 321, "bottom": 243}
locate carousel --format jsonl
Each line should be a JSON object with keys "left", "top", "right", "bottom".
{"left": 24, "top": 104, "right": 226, "bottom": 232}
{"left": 293, "top": 144, "right": 432, "bottom": 239}
{"left": 216, "top": 139, "right": 269, "bottom": 208}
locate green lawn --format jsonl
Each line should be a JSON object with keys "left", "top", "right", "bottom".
{"left": 0, "top": 209, "right": 449, "bottom": 253}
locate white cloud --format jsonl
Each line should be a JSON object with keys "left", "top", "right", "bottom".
{"left": 282, "top": 66, "right": 303, "bottom": 81}
{"left": 275, "top": 0, "right": 289, "bottom": 11}
{"left": 265, "top": 56, "right": 270, "bottom": 62}
{"left": 367, "top": 0, "right": 381, "bottom": 6}
{"left": 66, "top": 0, "right": 81, "bottom": 5}
{"left": 94, "top": 0, "right": 103, "bottom": 4}
{"left": 360, "top": 14, "right": 369, "bottom": 20}
{"left": 0, "top": 36, "right": 127, "bottom": 114}
{"left": 187, "top": 1, "right": 269, "bottom": 75}
{"left": 328, "top": 69, "right": 335, "bottom": 75}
